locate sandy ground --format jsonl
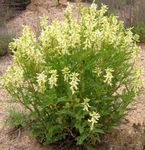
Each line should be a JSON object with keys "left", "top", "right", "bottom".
{"left": 0, "top": 0, "right": 145, "bottom": 149}
{"left": 7, "top": 0, "right": 69, "bottom": 36}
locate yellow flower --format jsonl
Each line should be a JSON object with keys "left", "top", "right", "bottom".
{"left": 37, "top": 71, "right": 47, "bottom": 93}
{"left": 81, "top": 98, "right": 91, "bottom": 112}
{"left": 1, "top": 65, "right": 24, "bottom": 88}
{"left": 62, "top": 67, "right": 70, "bottom": 82}
{"left": 64, "top": 2, "right": 73, "bottom": 20}
{"left": 88, "top": 111, "right": 100, "bottom": 130}
{"left": 131, "top": 68, "right": 143, "bottom": 93}
{"left": 104, "top": 68, "right": 114, "bottom": 86}
{"left": 93, "top": 67, "right": 102, "bottom": 77}
{"left": 69, "top": 72, "right": 80, "bottom": 94}
{"left": 40, "top": 16, "right": 48, "bottom": 30}
{"left": 49, "top": 70, "right": 58, "bottom": 89}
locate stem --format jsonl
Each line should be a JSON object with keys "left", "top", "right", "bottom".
{"left": 64, "top": 128, "right": 75, "bottom": 138}
{"left": 79, "top": 61, "right": 84, "bottom": 100}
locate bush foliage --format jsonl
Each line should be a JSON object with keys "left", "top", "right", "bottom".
{"left": 1, "top": 3, "right": 142, "bottom": 148}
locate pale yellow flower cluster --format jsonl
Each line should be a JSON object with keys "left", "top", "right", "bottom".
{"left": 69, "top": 72, "right": 80, "bottom": 94}
{"left": 81, "top": 97, "right": 100, "bottom": 130}
{"left": 62, "top": 67, "right": 70, "bottom": 82}
{"left": 36, "top": 68, "right": 81, "bottom": 94}
{"left": 39, "top": 5, "right": 80, "bottom": 57}
{"left": 132, "top": 44, "right": 141, "bottom": 61}
{"left": 36, "top": 72, "right": 47, "bottom": 93}
{"left": 9, "top": 26, "right": 44, "bottom": 66}
{"left": 81, "top": 98, "right": 90, "bottom": 112}
{"left": 93, "top": 67, "right": 114, "bottom": 86}
{"left": 104, "top": 68, "right": 114, "bottom": 86}
{"left": 1, "top": 65, "right": 24, "bottom": 88}
{"left": 131, "top": 68, "right": 143, "bottom": 93}
{"left": 49, "top": 70, "right": 58, "bottom": 89}
{"left": 40, "top": 16, "right": 48, "bottom": 31}
{"left": 81, "top": 5, "right": 100, "bottom": 50}
{"left": 62, "top": 67, "right": 80, "bottom": 94}
{"left": 64, "top": 2, "right": 73, "bottom": 20}
{"left": 93, "top": 67, "right": 102, "bottom": 77}
{"left": 88, "top": 111, "right": 100, "bottom": 130}
{"left": 37, "top": 2, "right": 137, "bottom": 60}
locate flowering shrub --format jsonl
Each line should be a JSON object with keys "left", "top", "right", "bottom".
{"left": 1, "top": 3, "right": 142, "bottom": 148}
